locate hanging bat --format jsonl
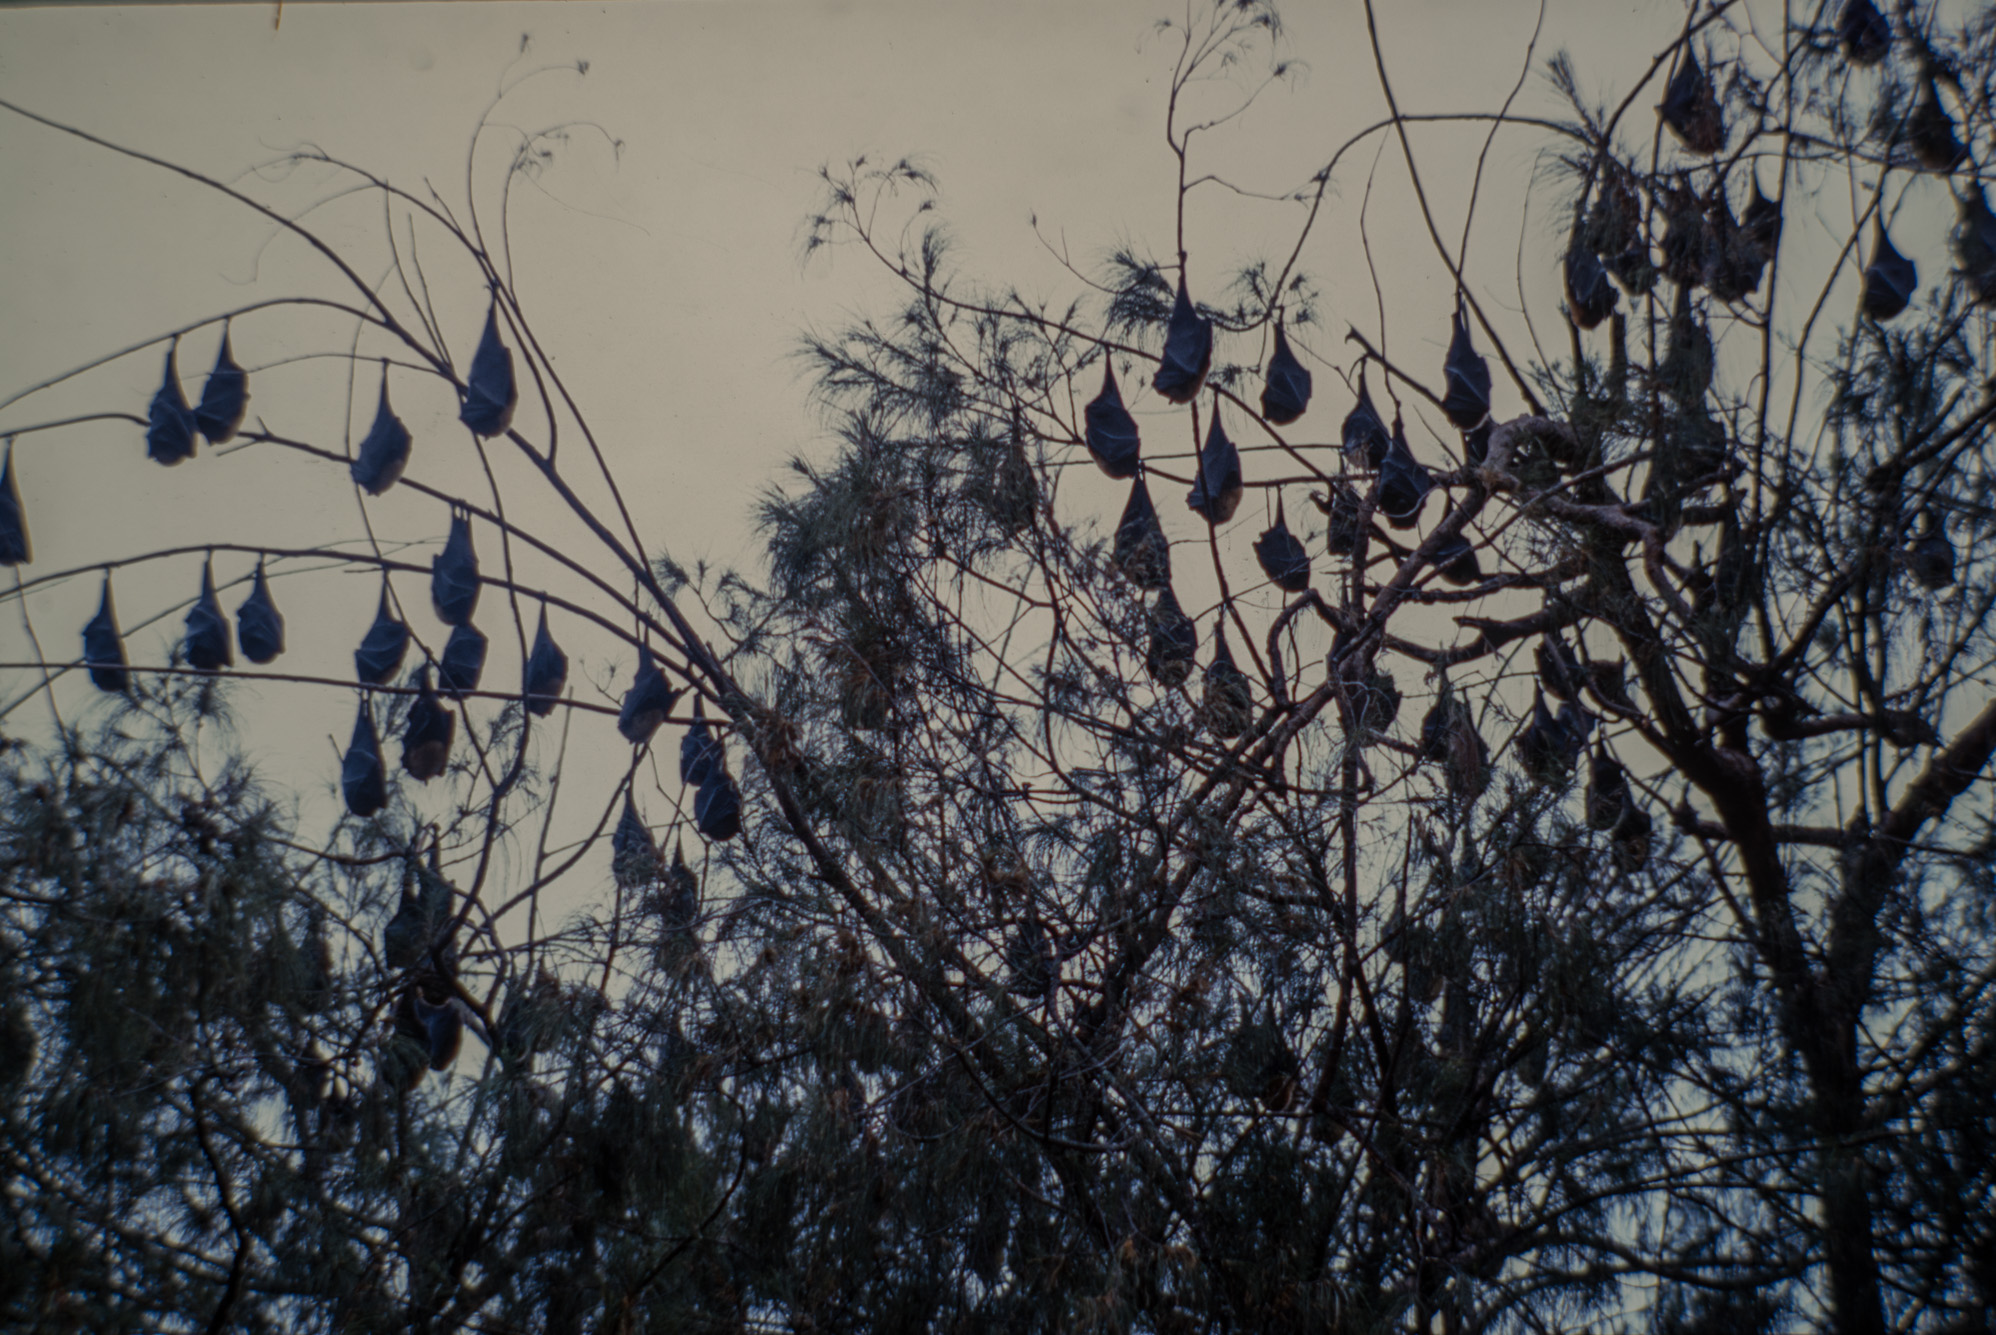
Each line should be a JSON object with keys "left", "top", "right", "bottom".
{"left": 1565, "top": 231, "right": 1620, "bottom": 329}
{"left": 438, "top": 622, "right": 488, "bottom": 699}
{"left": 184, "top": 559, "right": 233, "bottom": 671}
{"left": 413, "top": 992, "right": 463, "bottom": 1072}
{"left": 1151, "top": 275, "right": 1213, "bottom": 404}
{"left": 1259, "top": 321, "right": 1313, "bottom": 425}
{"left": 1083, "top": 361, "right": 1142, "bottom": 478}
{"left": 1658, "top": 49, "right": 1726, "bottom": 156}
{"left": 1376, "top": 416, "right": 1434, "bottom": 529}
{"left": 401, "top": 665, "right": 454, "bottom": 782}
{"left": 618, "top": 646, "right": 679, "bottom": 745}
{"left": 612, "top": 790, "right": 660, "bottom": 889}
{"left": 1838, "top": 0, "right": 1892, "bottom": 65}
{"left": 351, "top": 364, "right": 413, "bottom": 496}
{"left": 82, "top": 575, "right": 129, "bottom": 693}
{"left": 341, "top": 698, "right": 388, "bottom": 818}
{"left": 1440, "top": 306, "right": 1492, "bottom": 429}
{"left": 1740, "top": 175, "right": 1783, "bottom": 259}
{"left": 1200, "top": 623, "right": 1254, "bottom": 740}
{"left": 1586, "top": 745, "right": 1631, "bottom": 831}
{"left": 1910, "top": 77, "right": 1967, "bottom": 173}
{"left": 680, "top": 703, "right": 724, "bottom": 788}
{"left": 1907, "top": 514, "right": 1955, "bottom": 590}
{"left": 431, "top": 508, "right": 480, "bottom": 627}
{"left": 354, "top": 585, "right": 411, "bottom": 686}
{"left": 1536, "top": 631, "right": 1584, "bottom": 703}
{"left": 1861, "top": 221, "right": 1918, "bottom": 321}
{"left": 1146, "top": 584, "right": 1197, "bottom": 688}
{"left": 663, "top": 838, "right": 700, "bottom": 932}
{"left": 1313, "top": 481, "right": 1365, "bottom": 557}
{"left": 0, "top": 441, "right": 28, "bottom": 566}
{"left": 1954, "top": 185, "right": 1996, "bottom": 304}
{"left": 147, "top": 343, "right": 198, "bottom": 465}
{"left": 1185, "top": 400, "right": 1244, "bottom": 524}
{"left": 523, "top": 606, "right": 568, "bottom": 716}
{"left": 235, "top": 559, "right": 285, "bottom": 664}
{"left": 458, "top": 300, "right": 518, "bottom": 438}
{"left": 1431, "top": 533, "right": 1481, "bottom": 586}
{"left": 1252, "top": 499, "right": 1311, "bottom": 592}
{"left": 1112, "top": 477, "right": 1172, "bottom": 590}
{"left": 694, "top": 769, "right": 743, "bottom": 841}
{"left": 1340, "top": 373, "right": 1391, "bottom": 466}
{"left": 194, "top": 327, "right": 249, "bottom": 445}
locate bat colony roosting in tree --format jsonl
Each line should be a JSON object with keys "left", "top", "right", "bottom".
{"left": 3, "top": 0, "right": 1996, "bottom": 1329}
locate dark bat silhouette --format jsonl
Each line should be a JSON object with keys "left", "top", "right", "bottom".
{"left": 1005, "top": 915, "right": 1053, "bottom": 998}
{"left": 1439, "top": 307, "right": 1492, "bottom": 429}
{"left": 695, "top": 769, "right": 743, "bottom": 841}
{"left": 235, "top": 559, "right": 285, "bottom": 665}
{"left": 351, "top": 365, "right": 413, "bottom": 496}
{"left": 354, "top": 586, "right": 411, "bottom": 686}
{"left": 184, "top": 559, "right": 233, "bottom": 671}
{"left": 1586, "top": 745, "right": 1631, "bottom": 831}
{"left": 382, "top": 851, "right": 456, "bottom": 970}
{"left": 1954, "top": 185, "right": 1996, "bottom": 303}
{"left": 1704, "top": 183, "right": 1769, "bottom": 302}
{"left": 1861, "top": 221, "right": 1918, "bottom": 321}
{"left": 1838, "top": 0, "right": 1892, "bottom": 65}
{"left": 1112, "top": 476, "right": 1172, "bottom": 590}
{"left": 341, "top": 698, "right": 388, "bottom": 818}
{"left": 1252, "top": 499, "right": 1311, "bottom": 592}
{"left": 618, "top": 646, "right": 679, "bottom": 745}
{"left": 680, "top": 703, "right": 724, "bottom": 788}
{"left": 82, "top": 576, "right": 129, "bottom": 693}
{"left": 0, "top": 442, "right": 28, "bottom": 566}
{"left": 146, "top": 343, "right": 198, "bottom": 466}
{"left": 194, "top": 328, "right": 249, "bottom": 446}
{"left": 1185, "top": 401, "right": 1244, "bottom": 524}
{"left": 612, "top": 790, "right": 659, "bottom": 889}
{"left": 1515, "top": 686, "right": 1571, "bottom": 785}
{"left": 663, "top": 838, "right": 701, "bottom": 932}
{"left": 431, "top": 508, "right": 480, "bottom": 627}
{"left": 1611, "top": 799, "right": 1654, "bottom": 872}
{"left": 414, "top": 992, "right": 463, "bottom": 1071}
{"left": 1657, "top": 181, "right": 1710, "bottom": 289}
{"left": 1740, "top": 174, "right": 1783, "bottom": 258}
{"left": 1910, "top": 77, "right": 1967, "bottom": 173}
{"left": 1151, "top": 276, "right": 1213, "bottom": 404}
{"left": 1662, "top": 284, "right": 1715, "bottom": 404}
{"left": 1340, "top": 373, "right": 1391, "bottom": 466}
{"left": 1432, "top": 533, "right": 1481, "bottom": 586}
{"left": 1083, "top": 362, "right": 1143, "bottom": 478}
{"left": 1200, "top": 622, "right": 1254, "bottom": 739}
{"left": 1659, "top": 49, "right": 1725, "bottom": 156}
{"left": 1146, "top": 584, "right": 1197, "bottom": 687}
{"left": 1313, "top": 481, "right": 1364, "bottom": 557}
{"left": 1376, "top": 415, "right": 1433, "bottom": 529}
{"left": 1535, "top": 631, "right": 1584, "bottom": 702}
{"left": 1464, "top": 419, "right": 1492, "bottom": 468}
{"left": 523, "top": 606, "right": 568, "bottom": 716}
{"left": 1564, "top": 229, "right": 1620, "bottom": 329}
{"left": 438, "top": 622, "right": 488, "bottom": 699}
{"left": 1908, "top": 514, "right": 1956, "bottom": 590}
{"left": 401, "top": 665, "right": 454, "bottom": 782}
{"left": 459, "top": 300, "right": 518, "bottom": 438}
{"left": 1259, "top": 322, "right": 1313, "bottom": 425}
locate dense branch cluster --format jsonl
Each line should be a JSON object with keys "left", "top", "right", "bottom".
{"left": 3, "top": 3, "right": 1996, "bottom": 1332}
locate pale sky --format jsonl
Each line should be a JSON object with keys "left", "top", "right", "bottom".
{"left": 0, "top": 0, "right": 1715, "bottom": 888}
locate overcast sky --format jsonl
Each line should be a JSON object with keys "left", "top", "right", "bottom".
{"left": 0, "top": 0, "right": 1709, "bottom": 879}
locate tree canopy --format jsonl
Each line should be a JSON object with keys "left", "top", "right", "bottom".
{"left": 4, "top": 3, "right": 1996, "bottom": 1332}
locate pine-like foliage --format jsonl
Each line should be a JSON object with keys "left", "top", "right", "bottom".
{"left": 6, "top": 4, "right": 1996, "bottom": 1333}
